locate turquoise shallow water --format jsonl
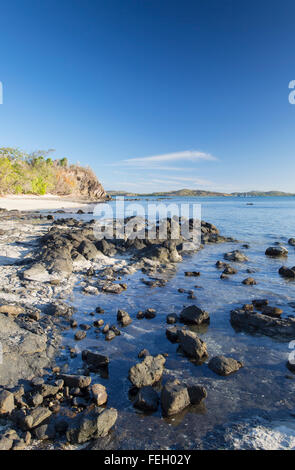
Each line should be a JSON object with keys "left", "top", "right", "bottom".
{"left": 56, "top": 196, "right": 295, "bottom": 449}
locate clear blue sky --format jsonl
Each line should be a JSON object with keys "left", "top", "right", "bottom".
{"left": 0, "top": 0, "right": 295, "bottom": 193}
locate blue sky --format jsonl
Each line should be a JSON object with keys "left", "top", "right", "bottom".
{"left": 0, "top": 0, "right": 295, "bottom": 193}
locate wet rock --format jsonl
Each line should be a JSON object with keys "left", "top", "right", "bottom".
{"left": 0, "top": 390, "right": 15, "bottom": 414}
{"left": 243, "top": 304, "right": 254, "bottom": 312}
{"left": 216, "top": 260, "right": 228, "bottom": 269}
{"left": 161, "top": 381, "right": 206, "bottom": 416}
{"left": 144, "top": 308, "right": 156, "bottom": 319}
{"left": 102, "top": 324, "right": 109, "bottom": 334}
{"left": 224, "top": 250, "right": 248, "bottom": 262}
{"left": 129, "top": 355, "right": 166, "bottom": 388}
{"left": 261, "top": 306, "right": 283, "bottom": 317}
{"left": 279, "top": 266, "right": 295, "bottom": 278}
{"left": 136, "top": 311, "right": 145, "bottom": 319}
{"left": 223, "top": 266, "right": 237, "bottom": 275}
{"left": 82, "top": 350, "right": 109, "bottom": 370}
{"left": 265, "top": 246, "right": 288, "bottom": 257}
{"left": 166, "top": 326, "right": 179, "bottom": 343}
{"left": 48, "top": 302, "right": 75, "bottom": 318}
{"left": 102, "top": 284, "right": 124, "bottom": 294}
{"left": 185, "top": 271, "right": 200, "bottom": 277}
{"left": 110, "top": 325, "right": 121, "bottom": 335}
{"left": 161, "top": 380, "right": 190, "bottom": 416}
{"left": 93, "top": 319, "right": 104, "bottom": 328}
{"left": 138, "top": 349, "right": 150, "bottom": 359}
{"left": 105, "top": 330, "right": 116, "bottom": 341}
{"left": 220, "top": 273, "right": 229, "bottom": 280}
{"left": 83, "top": 286, "right": 99, "bottom": 295}
{"left": 177, "top": 329, "right": 208, "bottom": 362}
{"left": 75, "top": 330, "right": 87, "bottom": 341}
{"left": 286, "top": 360, "right": 295, "bottom": 373}
{"left": 252, "top": 299, "right": 268, "bottom": 309}
{"left": 60, "top": 374, "right": 91, "bottom": 389}
{"left": 133, "top": 386, "right": 159, "bottom": 412}
{"left": 288, "top": 238, "right": 295, "bottom": 246}
{"left": 66, "top": 407, "right": 117, "bottom": 444}
{"left": 208, "top": 356, "right": 243, "bottom": 376}
{"left": 117, "top": 309, "right": 132, "bottom": 326}
{"left": 91, "top": 384, "right": 108, "bottom": 406}
{"left": 180, "top": 305, "right": 210, "bottom": 325}
{"left": 96, "top": 307, "right": 105, "bottom": 314}
{"left": 80, "top": 323, "right": 91, "bottom": 331}
{"left": 0, "top": 304, "right": 24, "bottom": 317}
{"left": 230, "top": 307, "right": 295, "bottom": 338}
{"left": 187, "top": 384, "right": 207, "bottom": 404}
{"left": 166, "top": 314, "right": 178, "bottom": 324}
{"left": 242, "top": 277, "right": 256, "bottom": 285}
{"left": 246, "top": 268, "right": 256, "bottom": 273}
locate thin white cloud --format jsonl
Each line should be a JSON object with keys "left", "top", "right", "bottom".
{"left": 123, "top": 150, "right": 216, "bottom": 166}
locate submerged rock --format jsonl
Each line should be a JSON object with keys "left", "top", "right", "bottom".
{"left": 224, "top": 250, "right": 248, "bottom": 262}
{"left": 208, "top": 356, "right": 243, "bottom": 376}
{"left": 82, "top": 350, "right": 109, "bottom": 370}
{"left": 242, "top": 277, "right": 256, "bottom": 285}
{"left": 133, "top": 386, "right": 159, "bottom": 412}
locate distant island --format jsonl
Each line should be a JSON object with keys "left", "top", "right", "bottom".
{"left": 108, "top": 189, "right": 295, "bottom": 197}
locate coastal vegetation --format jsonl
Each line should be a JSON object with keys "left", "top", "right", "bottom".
{"left": 0, "top": 147, "right": 106, "bottom": 199}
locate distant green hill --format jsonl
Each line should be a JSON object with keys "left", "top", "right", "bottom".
{"left": 231, "top": 191, "right": 295, "bottom": 197}
{"left": 108, "top": 188, "right": 231, "bottom": 197}
{"left": 108, "top": 188, "right": 295, "bottom": 198}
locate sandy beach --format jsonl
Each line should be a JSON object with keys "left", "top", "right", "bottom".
{"left": 0, "top": 195, "right": 97, "bottom": 212}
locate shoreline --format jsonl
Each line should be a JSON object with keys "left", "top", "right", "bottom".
{"left": 0, "top": 195, "right": 106, "bottom": 212}
{"left": 0, "top": 207, "right": 295, "bottom": 450}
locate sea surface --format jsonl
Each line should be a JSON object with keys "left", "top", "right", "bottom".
{"left": 57, "top": 196, "right": 295, "bottom": 449}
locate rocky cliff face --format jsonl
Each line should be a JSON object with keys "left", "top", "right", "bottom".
{"left": 55, "top": 166, "right": 107, "bottom": 200}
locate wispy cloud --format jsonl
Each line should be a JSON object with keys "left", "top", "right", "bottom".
{"left": 122, "top": 150, "right": 216, "bottom": 168}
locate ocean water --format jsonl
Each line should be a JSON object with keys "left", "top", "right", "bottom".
{"left": 57, "top": 196, "right": 295, "bottom": 449}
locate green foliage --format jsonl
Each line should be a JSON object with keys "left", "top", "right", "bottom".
{"left": 0, "top": 147, "right": 65, "bottom": 195}
{"left": 31, "top": 177, "right": 47, "bottom": 195}
{"left": 59, "top": 157, "right": 68, "bottom": 167}
{"left": 0, "top": 147, "right": 104, "bottom": 198}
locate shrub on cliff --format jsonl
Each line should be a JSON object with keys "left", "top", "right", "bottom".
{"left": 0, "top": 147, "right": 106, "bottom": 199}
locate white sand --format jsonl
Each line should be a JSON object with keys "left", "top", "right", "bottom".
{"left": 0, "top": 195, "right": 96, "bottom": 212}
